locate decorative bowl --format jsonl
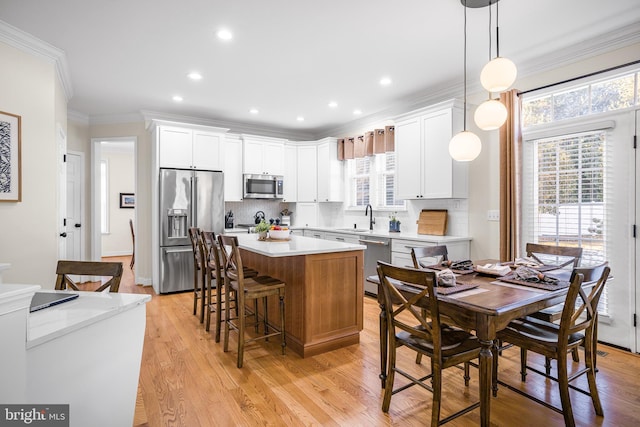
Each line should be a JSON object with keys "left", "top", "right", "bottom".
{"left": 269, "top": 229, "right": 291, "bottom": 240}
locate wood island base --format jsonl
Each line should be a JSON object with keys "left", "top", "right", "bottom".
{"left": 240, "top": 249, "right": 364, "bottom": 358}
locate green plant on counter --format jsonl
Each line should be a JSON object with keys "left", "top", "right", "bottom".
{"left": 254, "top": 219, "right": 270, "bottom": 233}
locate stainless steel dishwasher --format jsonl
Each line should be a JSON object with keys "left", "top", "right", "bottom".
{"left": 359, "top": 235, "right": 390, "bottom": 296}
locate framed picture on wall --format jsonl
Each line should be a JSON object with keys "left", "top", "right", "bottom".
{"left": 120, "top": 193, "right": 135, "bottom": 208}
{"left": 0, "top": 111, "right": 22, "bottom": 202}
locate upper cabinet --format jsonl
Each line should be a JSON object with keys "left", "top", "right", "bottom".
{"left": 242, "top": 135, "right": 285, "bottom": 175}
{"left": 283, "top": 143, "right": 298, "bottom": 203}
{"left": 157, "top": 125, "right": 225, "bottom": 170}
{"left": 395, "top": 100, "right": 468, "bottom": 199}
{"left": 316, "top": 138, "right": 343, "bottom": 202}
{"left": 296, "top": 144, "right": 318, "bottom": 202}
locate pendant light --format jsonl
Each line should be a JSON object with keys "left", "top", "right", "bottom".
{"left": 474, "top": 1, "right": 507, "bottom": 130}
{"left": 449, "top": 3, "right": 482, "bottom": 162}
{"left": 480, "top": 0, "right": 517, "bottom": 92}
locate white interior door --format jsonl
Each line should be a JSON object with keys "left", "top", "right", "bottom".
{"left": 596, "top": 110, "right": 637, "bottom": 351}
{"left": 66, "top": 151, "right": 83, "bottom": 261}
{"left": 635, "top": 110, "right": 640, "bottom": 354}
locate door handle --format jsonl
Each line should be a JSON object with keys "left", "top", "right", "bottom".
{"left": 74, "top": 223, "right": 81, "bottom": 228}
{"left": 59, "top": 232, "right": 67, "bottom": 237}
{"left": 359, "top": 239, "right": 389, "bottom": 245}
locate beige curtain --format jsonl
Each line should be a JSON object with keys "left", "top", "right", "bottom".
{"left": 499, "top": 89, "right": 522, "bottom": 261}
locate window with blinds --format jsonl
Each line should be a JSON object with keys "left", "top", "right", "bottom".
{"left": 347, "top": 152, "right": 404, "bottom": 209}
{"left": 523, "top": 130, "right": 608, "bottom": 314}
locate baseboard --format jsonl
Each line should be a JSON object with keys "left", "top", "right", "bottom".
{"left": 102, "top": 251, "right": 133, "bottom": 257}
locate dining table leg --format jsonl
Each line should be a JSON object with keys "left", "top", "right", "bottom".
{"left": 478, "top": 338, "right": 494, "bottom": 427}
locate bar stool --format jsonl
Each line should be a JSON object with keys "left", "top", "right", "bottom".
{"left": 218, "top": 235, "right": 286, "bottom": 368}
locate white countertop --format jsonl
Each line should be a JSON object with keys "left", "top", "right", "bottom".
{"left": 231, "top": 232, "right": 365, "bottom": 257}
{"left": 302, "top": 227, "right": 472, "bottom": 243}
{"left": 27, "top": 291, "right": 151, "bottom": 349}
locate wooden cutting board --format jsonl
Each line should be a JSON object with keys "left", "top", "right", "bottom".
{"left": 416, "top": 209, "right": 447, "bottom": 235}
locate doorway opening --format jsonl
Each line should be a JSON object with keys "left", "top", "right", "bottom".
{"left": 91, "top": 137, "right": 137, "bottom": 273}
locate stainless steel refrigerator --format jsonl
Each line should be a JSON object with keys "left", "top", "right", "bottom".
{"left": 159, "top": 168, "right": 224, "bottom": 293}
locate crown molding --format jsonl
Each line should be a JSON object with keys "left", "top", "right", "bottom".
{"left": 516, "top": 21, "right": 640, "bottom": 79}
{"left": 0, "top": 19, "right": 73, "bottom": 101}
{"left": 67, "top": 109, "right": 89, "bottom": 125}
{"left": 139, "top": 110, "right": 315, "bottom": 141}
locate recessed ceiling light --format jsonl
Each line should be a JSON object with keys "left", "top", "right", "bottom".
{"left": 380, "top": 77, "right": 392, "bottom": 86}
{"left": 217, "top": 29, "right": 233, "bottom": 40}
{"left": 296, "top": 116, "right": 305, "bottom": 122}
{"left": 328, "top": 101, "right": 338, "bottom": 108}
{"left": 249, "top": 108, "right": 259, "bottom": 114}
{"left": 172, "top": 95, "right": 183, "bottom": 102}
{"left": 353, "top": 109, "right": 362, "bottom": 115}
{"left": 187, "top": 72, "right": 202, "bottom": 80}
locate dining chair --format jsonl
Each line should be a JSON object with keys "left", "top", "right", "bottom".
{"left": 54, "top": 260, "right": 124, "bottom": 292}
{"left": 188, "top": 227, "right": 204, "bottom": 322}
{"left": 525, "top": 243, "right": 583, "bottom": 270}
{"left": 376, "top": 261, "right": 480, "bottom": 427}
{"left": 524, "top": 243, "right": 584, "bottom": 364}
{"left": 218, "top": 235, "right": 286, "bottom": 368}
{"left": 129, "top": 219, "right": 135, "bottom": 269}
{"left": 410, "top": 245, "right": 449, "bottom": 269}
{"left": 495, "top": 264, "right": 610, "bottom": 427}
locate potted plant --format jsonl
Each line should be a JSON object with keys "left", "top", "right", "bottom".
{"left": 254, "top": 219, "right": 270, "bottom": 240}
{"left": 389, "top": 212, "right": 401, "bottom": 233}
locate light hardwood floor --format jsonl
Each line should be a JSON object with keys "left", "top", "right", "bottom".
{"left": 108, "top": 256, "right": 640, "bottom": 427}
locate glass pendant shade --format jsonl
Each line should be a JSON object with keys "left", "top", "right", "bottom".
{"left": 449, "top": 130, "right": 482, "bottom": 162}
{"left": 480, "top": 56, "right": 517, "bottom": 92}
{"left": 474, "top": 98, "right": 507, "bottom": 130}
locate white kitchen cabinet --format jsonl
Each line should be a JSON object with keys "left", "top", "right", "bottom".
{"left": 296, "top": 144, "right": 318, "bottom": 202}
{"left": 316, "top": 138, "right": 344, "bottom": 202}
{"left": 224, "top": 135, "right": 243, "bottom": 201}
{"left": 158, "top": 125, "right": 224, "bottom": 170}
{"left": 395, "top": 100, "right": 468, "bottom": 199}
{"left": 295, "top": 202, "right": 318, "bottom": 227}
{"left": 303, "top": 229, "right": 326, "bottom": 239}
{"left": 242, "top": 135, "right": 285, "bottom": 175}
{"left": 324, "top": 231, "right": 360, "bottom": 244}
{"left": 283, "top": 143, "right": 298, "bottom": 202}
{"left": 390, "top": 238, "right": 470, "bottom": 267}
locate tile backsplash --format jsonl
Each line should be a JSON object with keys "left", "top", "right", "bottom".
{"left": 226, "top": 199, "right": 469, "bottom": 237}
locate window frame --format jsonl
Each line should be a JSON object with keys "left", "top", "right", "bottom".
{"left": 345, "top": 152, "right": 405, "bottom": 212}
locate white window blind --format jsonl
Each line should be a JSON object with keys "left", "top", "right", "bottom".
{"left": 523, "top": 130, "right": 609, "bottom": 315}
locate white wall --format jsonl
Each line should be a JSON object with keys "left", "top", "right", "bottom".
{"left": 101, "top": 149, "right": 135, "bottom": 256}
{"left": 0, "top": 42, "right": 61, "bottom": 287}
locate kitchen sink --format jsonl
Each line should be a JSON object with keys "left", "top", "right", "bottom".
{"left": 334, "top": 228, "right": 369, "bottom": 232}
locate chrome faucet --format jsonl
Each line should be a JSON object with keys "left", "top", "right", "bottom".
{"left": 365, "top": 204, "right": 375, "bottom": 230}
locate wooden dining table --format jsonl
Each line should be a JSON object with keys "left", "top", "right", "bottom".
{"left": 375, "top": 260, "right": 572, "bottom": 427}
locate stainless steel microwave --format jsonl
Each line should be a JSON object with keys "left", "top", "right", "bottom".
{"left": 243, "top": 174, "right": 284, "bottom": 199}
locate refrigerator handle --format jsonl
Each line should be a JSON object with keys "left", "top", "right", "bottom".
{"left": 192, "top": 175, "right": 198, "bottom": 228}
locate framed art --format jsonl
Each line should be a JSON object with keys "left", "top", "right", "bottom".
{"left": 119, "top": 193, "right": 135, "bottom": 208}
{"left": 0, "top": 111, "right": 22, "bottom": 202}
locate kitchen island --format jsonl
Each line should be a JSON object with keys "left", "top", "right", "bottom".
{"left": 232, "top": 233, "right": 365, "bottom": 357}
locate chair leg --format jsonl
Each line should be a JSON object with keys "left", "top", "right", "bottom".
{"left": 463, "top": 362, "right": 470, "bottom": 387}
{"left": 205, "top": 285, "right": 212, "bottom": 333}
{"left": 279, "top": 294, "right": 286, "bottom": 355}
{"left": 585, "top": 332, "right": 604, "bottom": 415}
{"left": 492, "top": 343, "right": 499, "bottom": 397}
{"left": 431, "top": 360, "right": 442, "bottom": 427}
{"left": 557, "top": 354, "right": 576, "bottom": 427}
{"left": 571, "top": 347, "right": 580, "bottom": 363}
{"left": 237, "top": 295, "right": 246, "bottom": 368}
{"left": 223, "top": 285, "right": 231, "bottom": 353}
{"left": 254, "top": 299, "right": 259, "bottom": 333}
{"left": 214, "top": 282, "right": 222, "bottom": 342}
{"left": 200, "top": 273, "right": 206, "bottom": 324}
{"left": 263, "top": 296, "right": 269, "bottom": 338}
{"left": 545, "top": 356, "right": 552, "bottom": 376}
{"left": 381, "top": 341, "right": 397, "bottom": 413}
{"left": 520, "top": 347, "right": 527, "bottom": 382}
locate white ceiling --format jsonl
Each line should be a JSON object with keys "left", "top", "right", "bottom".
{"left": 1, "top": 0, "right": 639, "bottom": 139}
